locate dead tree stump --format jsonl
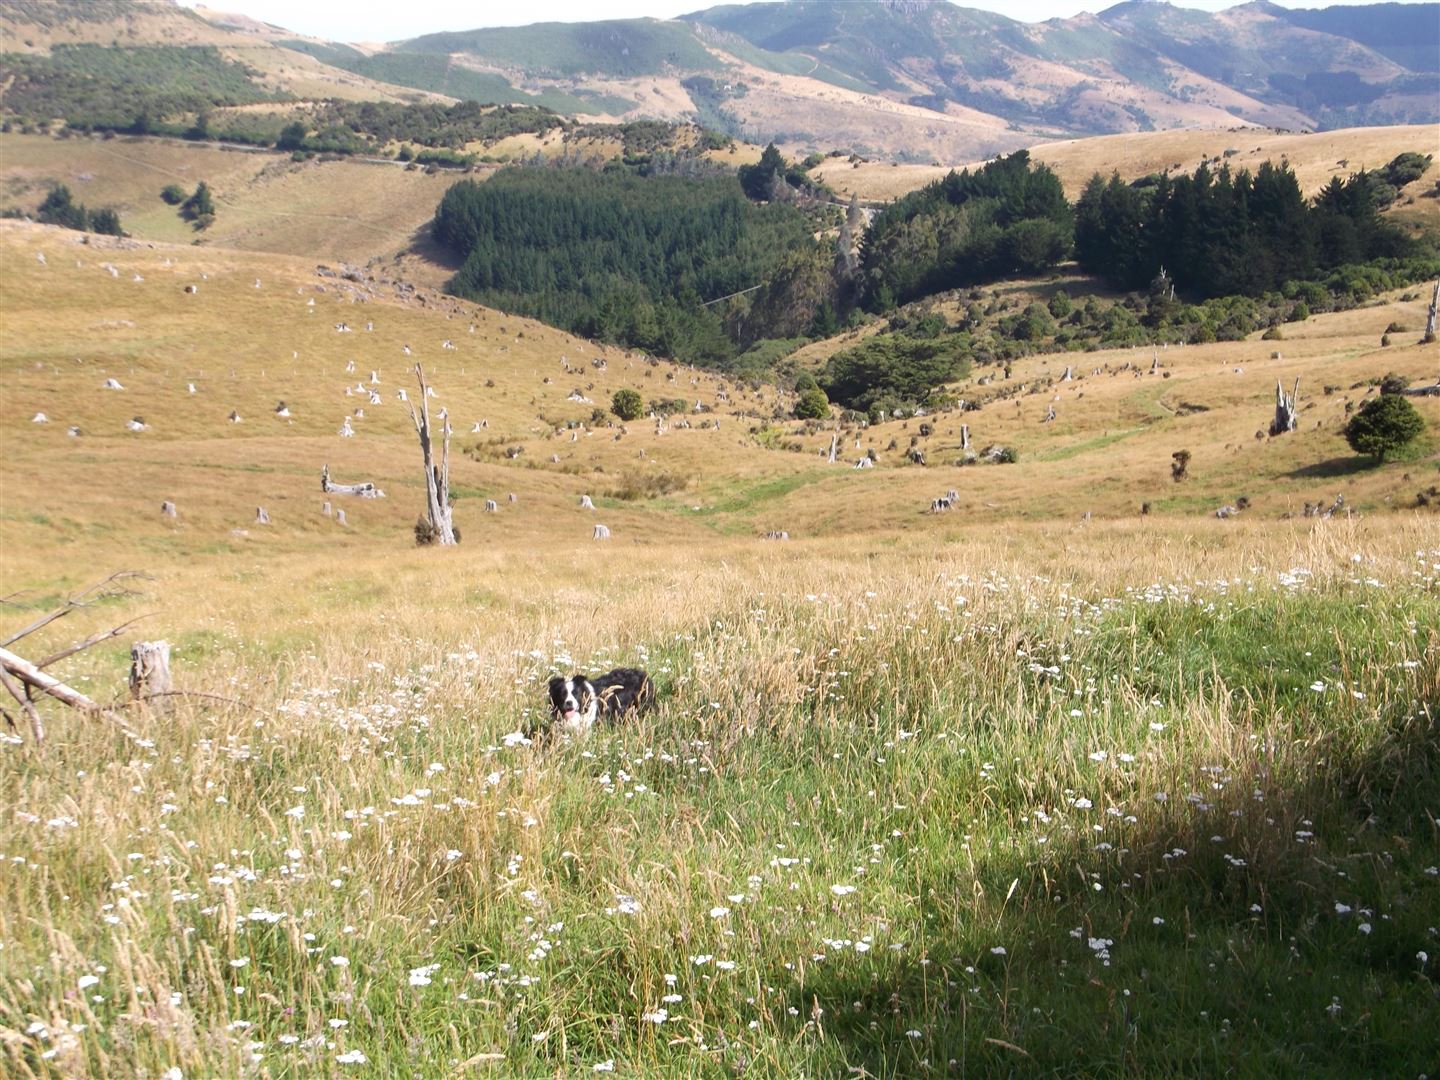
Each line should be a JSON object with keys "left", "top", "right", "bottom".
{"left": 407, "top": 364, "right": 456, "bottom": 545}
{"left": 1425, "top": 280, "right": 1438, "bottom": 344}
{"left": 336, "top": 509, "right": 347, "bottom": 526}
{"left": 1269, "top": 378, "right": 1299, "bottom": 436}
{"left": 160, "top": 500, "right": 177, "bottom": 518}
{"left": 960, "top": 424, "right": 970, "bottom": 450}
{"left": 255, "top": 506, "right": 271, "bottom": 525}
{"left": 129, "top": 640, "right": 172, "bottom": 707}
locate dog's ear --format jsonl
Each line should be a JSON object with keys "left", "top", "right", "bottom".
{"left": 548, "top": 676, "right": 566, "bottom": 699}
{"left": 570, "top": 673, "right": 587, "bottom": 688}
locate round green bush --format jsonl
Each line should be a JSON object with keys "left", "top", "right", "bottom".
{"left": 611, "top": 389, "right": 644, "bottom": 421}
{"left": 1344, "top": 394, "right": 1425, "bottom": 462}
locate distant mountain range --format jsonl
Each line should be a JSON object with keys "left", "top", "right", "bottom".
{"left": 388, "top": 2, "right": 1436, "bottom": 144}
{"left": 4, "top": 0, "right": 1436, "bottom": 162}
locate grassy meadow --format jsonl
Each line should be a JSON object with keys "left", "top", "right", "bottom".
{"left": 2, "top": 218, "right": 1439, "bottom": 1076}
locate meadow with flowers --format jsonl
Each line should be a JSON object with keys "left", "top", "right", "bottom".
{"left": 3, "top": 526, "right": 1436, "bottom": 1077}
{"left": 2, "top": 222, "right": 1438, "bottom": 1076}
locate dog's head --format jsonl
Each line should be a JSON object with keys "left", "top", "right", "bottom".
{"left": 548, "top": 674, "right": 596, "bottom": 732}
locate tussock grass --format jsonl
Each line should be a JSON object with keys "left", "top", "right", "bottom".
{"left": 1, "top": 526, "right": 1436, "bottom": 1077}
{"left": 2, "top": 219, "right": 1438, "bottom": 1076}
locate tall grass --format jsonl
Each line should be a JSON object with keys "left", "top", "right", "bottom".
{"left": 1, "top": 526, "right": 1435, "bottom": 1077}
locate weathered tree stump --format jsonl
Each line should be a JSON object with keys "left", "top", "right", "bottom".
{"left": 579, "top": 495, "right": 595, "bottom": 510}
{"left": 160, "top": 501, "right": 177, "bottom": 518}
{"left": 336, "top": 509, "right": 347, "bottom": 526}
{"left": 129, "top": 640, "right": 172, "bottom": 707}
{"left": 1269, "top": 377, "right": 1300, "bottom": 436}
{"left": 960, "top": 424, "right": 970, "bottom": 450}
{"left": 1425, "top": 280, "right": 1438, "bottom": 344}
{"left": 593, "top": 524, "right": 611, "bottom": 539}
{"left": 406, "top": 364, "right": 456, "bottom": 546}
{"left": 322, "top": 501, "right": 332, "bottom": 516}
{"left": 255, "top": 506, "right": 271, "bottom": 525}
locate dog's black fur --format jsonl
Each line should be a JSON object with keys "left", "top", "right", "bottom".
{"left": 546, "top": 667, "right": 653, "bottom": 735}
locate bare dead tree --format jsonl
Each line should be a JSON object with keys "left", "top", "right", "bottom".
{"left": 1425, "top": 280, "right": 1438, "bottom": 344}
{"left": 407, "top": 364, "right": 457, "bottom": 545}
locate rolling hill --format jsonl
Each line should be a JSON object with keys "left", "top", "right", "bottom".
{"left": 4, "top": 0, "right": 1435, "bottom": 164}
{"left": 2, "top": 216, "right": 1434, "bottom": 562}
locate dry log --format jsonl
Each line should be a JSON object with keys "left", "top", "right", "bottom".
{"left": 321, "top": 464, "right": 384, "bottom": 498}
{"left": 0, "top": 645, "right": 116, "bottom": 716}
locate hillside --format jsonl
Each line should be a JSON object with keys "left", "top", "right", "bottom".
{"left": 814, "top": 123, "right": 1440, "bottom": 215}
{"left": 3, "top": 215, "right": 1439, "bottom": 1079}
{"left": 5, "top": 124, "right": 1432, "bottom": 295}
{"left": 4, "top": 0, "right": 1435, "bottom": 165}
{"left": 2, "top": 218, "right": 1434, "bottom": 560}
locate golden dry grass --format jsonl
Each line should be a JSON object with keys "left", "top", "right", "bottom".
{"left": 2, "top": 218, "right": 1436, "bottom": 578}
{"left": 813, "top": 124, "right": 1440, "bottom": 205}
{"left": 2, "top": 220, "right": 1438, "bottom": 1078}
{"left": 0, "top": 133, "right": 470, "bottom": 266}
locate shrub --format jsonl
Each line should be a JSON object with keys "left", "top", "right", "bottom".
{"left": 1344, "top": 394, "right": 1425, "bottom": 462}
{"left": 160, "top": 183, "right": 187, "bottom": 205}
{"left": 794, "top": 386, "right": 830, "bottom": 420}
{"left": 180, "top": 181, "right": 214, "bottom": 223}
{"left": 611, "top": 388, "right": 644, "bottom": 421}
{"left": 1379, "top": 373, "right": 1409, "bottom": 395}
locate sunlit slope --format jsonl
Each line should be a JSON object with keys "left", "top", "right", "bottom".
{"left": 3, "top": 220, "right": 1435, "bottom": 586}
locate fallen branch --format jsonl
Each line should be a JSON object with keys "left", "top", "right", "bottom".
{"left": 1, "top": 571, "right": 149, "bottom": 646}
{"left": 132, "top": 689, "right": 257, "bottom": 712}
{"left": 0, "top": 644, "right": 122, "bottom": 718}
{"left": 36, "top": 615, "right": 152, "bottom": 670}
{"left": 0, "top": 664, "right": 44, "bottom": 746}
{"left": 321, "top": 464, "right": 385, "bottom": 498}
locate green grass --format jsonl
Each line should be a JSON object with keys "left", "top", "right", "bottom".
{"left": 1032, "top": 425, "right": 1144, "bottom": 462}
{"left": 700, "top": 471, "right": 818, "bottom": 515}
{"left": 3, "top": 569, "right": 1434, "bottom": 1076}
{"left": 401, "top": 20, "right": 723, "bottom": 79}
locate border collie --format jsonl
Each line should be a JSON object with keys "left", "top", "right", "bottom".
{"left": 548, "top": 668, "right": 653, "bottom": 735}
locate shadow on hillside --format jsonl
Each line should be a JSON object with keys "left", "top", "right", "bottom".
{"left": 1286, "top": 455, "right": 1374, "bottom": 479}
{"left": 789, "top": 699, "right": 1438, "bottom": 1076}
{"left": 401, "top": 223, "right": 465, "bottom": 276}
